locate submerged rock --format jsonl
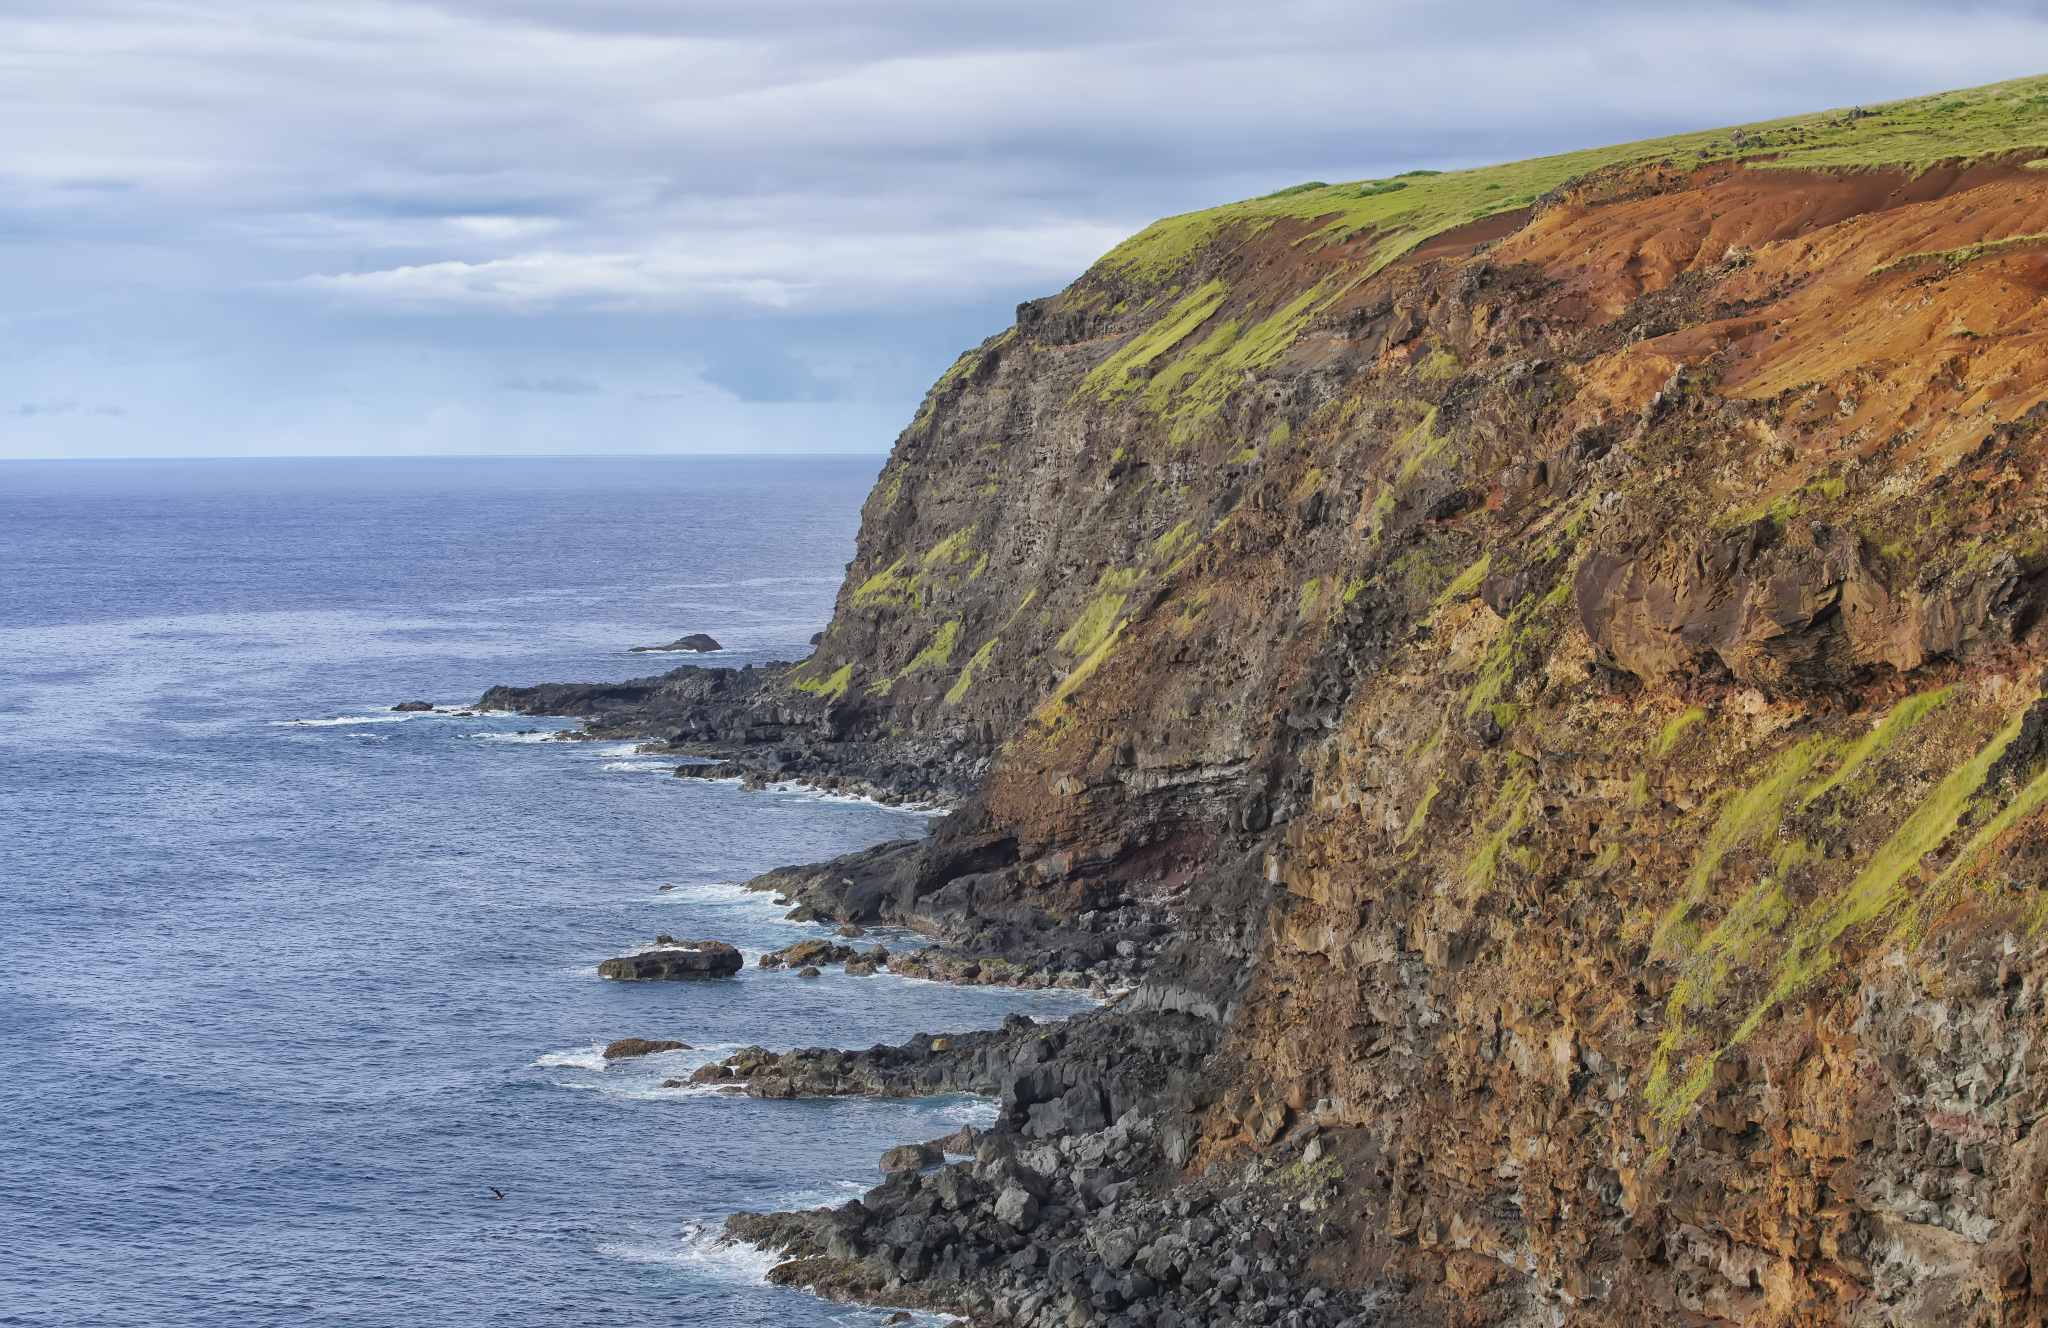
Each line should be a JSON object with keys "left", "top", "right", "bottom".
{"left": 597, "top": 942, "right": 742, "bottom": 980}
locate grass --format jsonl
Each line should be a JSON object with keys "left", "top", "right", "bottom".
{"left": 1867, "top": 230, "right": 2048, "bottom": 276}
{"left": 1097, "top": 73, "right": 2048, "bottom": 288}
{"left": 1642, "top": 691, "right": 2033, "bottom": 1130}
{"left": 791, "top": 662, "right": 853, "bottom": 703}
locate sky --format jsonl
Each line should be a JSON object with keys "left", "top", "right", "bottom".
{"left": 4, "top": 1, "right": 2047, "bottom": 459}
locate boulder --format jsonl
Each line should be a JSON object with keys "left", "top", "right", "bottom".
{"left": 673, "top": 760, "right": 745, "bottom": 780}
{"left": 994, "top": 1185, "right": 1040, "bottom": 1232}
{"left": 798, "top": 966, "right": 822, "bottom": 978}
{"left": 603, "top": 1037, "right": 692, "bottom": 1059}
{"left": 630, "top": 633, "right": 723, "bottom": 653}
{"left": 690, "top": 1062, "right": 735, "bottom": 1083}
{"left": 391, "top": 700, "right": 433, "bottom": 711}
{"left": 879, "top": 1141, "right": 942, "bottom": 1172}
{"left": 598, "top": 941, "right": 743, "bottom": 980}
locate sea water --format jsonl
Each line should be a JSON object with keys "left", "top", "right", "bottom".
{"left": 0, "top": 458, "right": 1093, "bottom": 1327}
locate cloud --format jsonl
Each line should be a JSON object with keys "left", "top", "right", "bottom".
{"left": 3, "top": 0, "right": 2047, "bottom": 455}
{"left": 289, "top": 221, "right": 1126, "bottom": 313}
{"left": 504, "top": 375, "right": 600, "bottom": 394}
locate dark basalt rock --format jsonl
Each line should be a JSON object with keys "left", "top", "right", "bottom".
{"left": 390, "top": 700, "right": 433, "bottom": 711}
{"left": 597, "top": 942, "right": 742, "bottom": 980}
{"left": 603, "top": 1038, "right": 692, "bottom": 1059}
{"left": 630, "top": 633, "right": 723, "bottom": 653}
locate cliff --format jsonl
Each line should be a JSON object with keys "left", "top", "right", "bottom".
{"left": 489, "top": 75, "right": 2048, "bottom": 1327}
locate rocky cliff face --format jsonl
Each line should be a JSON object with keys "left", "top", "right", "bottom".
{"left": 493, "top": 78, "right": 2048, "bottom": 1327}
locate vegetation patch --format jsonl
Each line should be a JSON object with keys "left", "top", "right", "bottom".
{"left": 791, "top": 662, "right": 853, "bottom": 704}
{"left": 945, "top": 637, "right": 1000, "bottom": 705}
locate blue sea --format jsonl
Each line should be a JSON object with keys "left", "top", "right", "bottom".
{"left": 0, "top": 458, "right": 1092, "bottom": 1327}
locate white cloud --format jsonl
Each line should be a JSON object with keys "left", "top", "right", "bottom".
{"left": 289, "top": 222, "right": 1129, "bottom": 313}
{"left": 3, "top": 0, "right": 2047, "bottom": 454}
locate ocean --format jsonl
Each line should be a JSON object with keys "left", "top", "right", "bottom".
{"left": 0, "top": 457, "right": 1093, "bottom": 1327}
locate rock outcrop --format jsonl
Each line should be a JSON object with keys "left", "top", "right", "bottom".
{"left": 495, "top": 77, "right": 2048, "bottom": 1328}
{"left": 603, "top": 1038, "right": 692, "bottom": 1059}
{"left": 597, "top": 942, "right": 743, "bottom": 980}
{"left": 631, "top": 633, "right": 723, "bottom": 653}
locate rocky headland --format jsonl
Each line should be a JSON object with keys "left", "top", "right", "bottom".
{"left": 484, "top": 77, "right": 2048, "bottom": 1327}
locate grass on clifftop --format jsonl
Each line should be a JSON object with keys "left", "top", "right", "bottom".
{"left": 1099, "top": 73, "right": 2048, "bottom": 284}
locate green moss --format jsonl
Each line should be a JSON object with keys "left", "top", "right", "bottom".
{"left": 1464, "top": 766, "right": 1536, "bottom": 891}
{"left": 851, "top": 556, "right": 919, "bottom": 609}
{"left": 945, "top": 637, "right": 1000, "bottom": 705}
{"left": 1650, "top": 739, "right": 1825, "bottom": 958}
{"left": 1652, "top": 707, "right": 1704, "bottom": 758}
{"left": 1136, "top": 279, "right": 1341, "bottom": 446}
{"left": 791, "top": 662, "right": 853, "bottom": 703}
{"left": 923, "top": 528, "right": 979, "bottom": 567}
{"left": 1394, "top": 407, "right": 1449, "bottom": 483}
{"left": 906, "top": 619, "right": 961, "bottom": 672}
{"left": 1800, "top": 687, "right": 1954, "bottom": 807}
{"left": 1463, "top": 579, "right": 1570, "bottom": 718}
{"left": 1646, "top": 691, "right": 2031, "bottom": 1129}
{"left": 1436, "top": 553, "right": 1491, "bottom": 605}
{"left": 1078, "top": 281, "right": 1230, "bottom": 402}
{"left": 1401, "top": 781, "right": 1440, "bottom": 844}
{"left": 1867, "top": 229, "right": 2048, "bottom": 276}
{"left": 1151, "top": 520, "right": 1198, "bottom": 560}
{"left": 1297, "top": 578, "right": 1323, "bottom": 618}
{"left": 1058, "top": 569, "right": 1143, "bottom": 658}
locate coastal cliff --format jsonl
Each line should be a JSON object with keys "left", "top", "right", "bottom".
{"left": 487, "top": 76, "right": 2048, "bottom": 1327}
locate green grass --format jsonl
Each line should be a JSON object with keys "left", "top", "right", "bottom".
{"left": 1097, "top": 73, "right": 2048, "bottom": 287}
{"left": 1867, "top": 230, "right": 2048, "bottom": 276}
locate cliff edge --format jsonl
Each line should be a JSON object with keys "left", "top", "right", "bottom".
{"left": 490, "top": 75, "right": 2048, "bottom": 1328}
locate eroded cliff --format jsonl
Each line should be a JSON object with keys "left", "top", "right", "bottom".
{"left": 490, "top": 75, "right": 2048, "bottom": 1328}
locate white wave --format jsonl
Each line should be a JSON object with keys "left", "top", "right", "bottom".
{"left": 271, "top": 713, "right": 412, "bottom": 727}
{"left": 602, "top": 760, "right": 677, "bottom": 773}
{"left": 534, "top": 1045, "right": 610, "bottom": 1072}
{"left": 602, "top": 1223, "right": 786, "bottom": 1283}
{"left": 474, "top": 730, "right": 558, "bottom": 743}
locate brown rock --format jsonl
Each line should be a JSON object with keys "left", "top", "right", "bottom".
{"left": 602, "top": 1038, "right": 691, "bottom": 1059}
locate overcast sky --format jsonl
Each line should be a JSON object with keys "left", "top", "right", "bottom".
{"left": 3, "top": 1, "right": 2045, "bottom": 458}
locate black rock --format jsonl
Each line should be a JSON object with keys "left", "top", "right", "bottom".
{"left": 598, "top": 942, "right": 743, "bottom": 980}
{"left": 391, "top": 700, "right": 433, "bottom": 711}
{"left": 630, "top": 633, "right": 722, "bottom": 653}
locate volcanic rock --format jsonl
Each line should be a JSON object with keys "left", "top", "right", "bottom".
{"left": 630, "top": 633, "right": 722, "bottom": 653}
{"left": 603, "top": 1038, "right": 691, "bottom": 1059}
{"left": 597, "top": 942, "right": 741, "bottom": 980}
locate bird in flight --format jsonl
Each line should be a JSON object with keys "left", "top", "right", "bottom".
{"left": 489, "top": 1187, "right": 507, "bottom": 1201}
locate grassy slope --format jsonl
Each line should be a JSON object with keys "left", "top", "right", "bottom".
{"left": 1102, "top": 72, "right": 2048, "bottom": 282}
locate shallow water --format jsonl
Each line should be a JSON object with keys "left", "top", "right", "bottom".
{"left": 0, "top": 458, "right": 1092, "bottom": 1326}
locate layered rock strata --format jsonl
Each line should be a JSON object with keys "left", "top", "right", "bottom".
{"left": 490, "top": 78, "right": 2048, "bottom": 1327}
